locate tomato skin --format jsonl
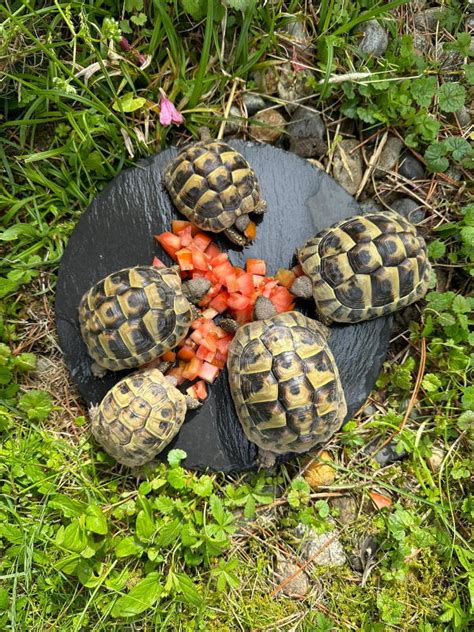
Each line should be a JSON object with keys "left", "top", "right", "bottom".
{"left": 177, "top": 346, "right": 196, "bottom": 361}
{"left": 191, "top": 247, "right": 209, "bottom": 271}
{"left": 172, "top": 220, "right": 193, "bottom": 234}
{"left": 246, "top": 259, "right": 266, "bottom": 275}
{"left": 213, "top": 260, "right": 234, "bottom": 280}
{"left": 176, "top": 225, "right": 194, "bottom": 246}
{"left": 182, "top": 357, "right": 203, "bottom": 381}
{"left": 152, "top": 256, "right": 166, "bottom": 268}
{"left": 227, "top": 293, "right": 251, "bottom": 311}
{"left": 193, "top": 232, "right": 213, "bottom": 251}
{"left": 244, "top": 220, "right": 257, "bottom": 240}
{"left": 236, "top": 273, "right": 254, "bottom": 297}
{"left": 205, "top": 242, "right": 221, "bottom": 259}
{"left": 161, "top": 350, "right": 176, "bottom": 362}
{"left": 176, "top": 248, "right": 194, "bottom": 271}
{"left": 198, "top": 361, "right": 220, "bottom": 383}
{"left": 155, "top": 232, "right": 181, "bottom": 259}
{"left": 209, "top": 292, "right": 229, "bottom": 313}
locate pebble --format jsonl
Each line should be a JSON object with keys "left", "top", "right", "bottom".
{"left": 329, "top": 496, "right": 357, "bottom": 525}
{"left": 242, "top": 93, "right": 266, "bottom": 116}
{"left": 363, "top": 402, "right": 378, "bottom": 416}
{"left": 365, "top": 438, "right": 408, "bottom": 467}
{"left": 414, "top": 7, "right": 445, "bottom": 30}
{"left": 295, "top": 523, "right": 346, "bottom": 567}
{"left": 274, "top": 556, "right": 309, "bottom": 597}
{"left": 454, "top": 106, "right": 471, "bottom": 128}
{"left": 303, "top": 450, "right": 336, "bottom": 488}
{"left": 250, "top": 109, "right": 286, "bottom": 143}
{"left": 427, "top": 446, "right": 445, "bottom": 471}
{"left": 252, "top": 68, "right": 279, "bottom": 95}
{"left": 399, "top": 153, "right": 426, "bottom": 180}
{"left": 467, "top": 15, "right": 474, "bottom": 29}
{"left": 390, "top": 197, "right": 425, "bottom": 224}
{"left": 353, "top": 20, "right": 388, "bottom": 57}
{"left": 223, "top": 105, "right": 244, "bottom": 135}
{"left": 277, "top": 63, "right": 313, "bottom": 113}
{"left": 332, "top": 139, "right": 363, "bottom": 195}
{"left": 375, "top": 136, "right": 403, "bottom": 177}
{"left": 445, "top": 166, "right": 463, "bottom": 182}
{"left": 286, "top": 106, "right": 327, "bottom": 158}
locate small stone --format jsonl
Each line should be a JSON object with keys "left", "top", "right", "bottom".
{"left": 252, "top": 68, "right": 279, "bottom": 95}
{"left": 467, "top": 14, "right": 474, "bottom": 29}
{"left": 427, "top": 446, "right": 445, "bottom": 471}
{"left": 332, "top": 139, "right": 363, "bottom": 195}
{"left": 286, "top": 106, "right": 327, "bottom": 158}
{"left": 283, "top": 19, "right": 309, "bottom": 42}
{"left": 375, "top": 136, "right": 403, "bottom": 177}
{"left": 329, "top": 496, "right": 357, "bottom": 525}
{"left": 250, "top": 109, "right": 286, "bottom": 143}
{"left": 445, "top": 166, "right": 463, "bottom": 182}
{"left": 414, "top": 7, "right": 445, "bottom": 30}
{"left": 353, "top": 20, "right": 388, "bottom": 57}
{"left": 365, "top": 438, "right": 407, "bottom": 467}
{"left": 399, "top": 153, "right": 426, "bottom": 180}
{"left": 242, "top": 93, "right": 266, "bottom": 116}
{"left": 454, "top": 105, "right": 471, "bottom": 128}
{"left": 303, "top": 450, "right": 336, "bottom": 488}
{"left": 224, "top": 105, "right": 244, "bottom": 135}
{"left": 363, "top": 402, "right": 377, "bottom": 416}
{"left": 277, "top": 63, "right": 313, "bottom": 113}
{"left": 390, "top": 197, "right": 425, "bottom": 224}
{"left": 282, "top": 20, "right": 314, "bottom": 65}
{"left": 296, "top": 524, "right": 346, "bottom": 567}
{"left": 274, "top": 557, "right": 309, "bottom": 597}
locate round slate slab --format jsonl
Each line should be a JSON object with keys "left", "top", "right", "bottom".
{"left": 56, "top": 141, "right": 392, "bottom": 472}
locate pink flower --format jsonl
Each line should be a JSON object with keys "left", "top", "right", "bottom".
{"left": 291, "top": 45, "right": 305, "bottom": 72}
{"left": 159, "top": 89, "right": 184, "bottom": 126}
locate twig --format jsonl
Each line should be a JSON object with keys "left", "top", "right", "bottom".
{"left": 217, "top": 79, "right": 239, "bottom": 140}
{"left": 355, "top": 130, "right": 388, "bottom": 199}
{"left": 373, "top": 336, "right": 427, "bottom": 455}
{"left": 318, "top": 71, "right": 372, "bottom": 85}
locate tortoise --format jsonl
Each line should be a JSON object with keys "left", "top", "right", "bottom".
{"left": 163, "top": 131, "right": 267, "bottom": 246}
{"left": 291, "top": 210, "right": 432, "bottom": 324}
{"left": 225, "top": 298, "right": 347, "bottom": 467}
{"left": 79, "top": 265, "right": 210, "bottom": 377}
{"left": 90, "top": 368, "right": 200, "bottom": 467}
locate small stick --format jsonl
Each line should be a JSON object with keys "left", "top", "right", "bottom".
{"left": 355, "top": 131, "right": 388, "bottom": 199}
{"left": 217, "top": 79, "right": 239, "bottom": 140}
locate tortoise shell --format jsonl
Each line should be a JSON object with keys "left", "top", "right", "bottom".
{"left": 91, "top": 368, "right": 186, "bottom": 467}
{"left": 163, "top": 140, "right": 266, "bottom": 232}
{"left": 297, "top": 210, "right": 432, "bottom": 323}
{"left": 227, "top": 311, "right": 347, "bottom": 455}
{"left": 79, "top": 266, "right": 192, "bottom": 372}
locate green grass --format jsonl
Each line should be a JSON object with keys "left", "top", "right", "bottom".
{"left": 1, "top": 0, "right": 473, "bottom": 630}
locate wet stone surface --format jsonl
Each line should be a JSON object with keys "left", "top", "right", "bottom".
{"left": 353, "top": 20, "right": 388, "bottom": 57}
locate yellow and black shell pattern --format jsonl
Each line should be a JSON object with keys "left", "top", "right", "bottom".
{"left": 91, "top": 368, "right": 186, "bottom": 467}
{"left": 297, "top": 210, "right": 432, "bottom": 323}
{"left": 79, "top": 266, "right": 192, "bottom": 372}
{"left": 164, "top": 140, "right": 266, "bottom": 232}
{"left": 227, "top": 311, "right": 347, "bottom": 455}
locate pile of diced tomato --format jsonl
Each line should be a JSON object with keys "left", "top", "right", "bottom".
{"left": 153, "top": 220, "right": 300, "bottom": 401}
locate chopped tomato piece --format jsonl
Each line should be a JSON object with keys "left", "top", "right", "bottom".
{"left": 193, "top": 232, "right": 213, "bottom": 252}
{"left": 198, "top": 361, "right": 220, "bottom": 383}
{"left": 194, "top": 380, "right": 208, "bottom": 400}
{"left": 212, "top": 354, "right": 227, "bottom": 369}
{"left": 152, "top": 256, "right": 166, "bottom": 268}
{"left": 270, "top": 286, "right": 295, "bottom": 312}
{"left": 216, "top": 336, "right": 232, "bottom": 356}
{"left": 167, "top": 366, "right": 185, "bottom": 385}
{"left": 244, "top": 220, "right": 257, "bottom": 240}
{"left": 205, "top": 242, "right": 221, "bottom": 259}
{"left": 191, "top": 247, "right": 209, "bottom": 271}
{"left": 182, "top": 357, "right": 203, "bottom": 381}
{"left": 176, "top": 248, "right": 194, "bottom": 271}
{"left": 213, "top": 260, "right": 234, "bottom": 280}
{"left": 201, "top": 307, "right": 218, "bottom": 320}
{"left": 233, "top": 266, "right": 245, "bottom": 277}
{"left": 155, "top": 232, "right": 181, "bottom": 259}
{"left": 276, "top": 268, "right": 296, "bottom": 287}
{"left": 161, "top": 350, "right": 176, "bottom": 362}
{"left": 201, "top": 333, "right": 218, "bottom": 353}
{"left": 210, "top": 292, "right": 229, "bottom": 313}
{"left": 172, "top": 220, "right": 193, "bottom": 235}
{"left": 246, "top": 259, "right": 266, "bottom": 275}
{"left": 225, "top": 273, "right": 240, "bottom": 293}
{"left": 262, "top": 279, "right": 278, "bottom": 298}
{"left": 211, "top": 252, "right": 229, "bottom": 266}
{"left": 177, "top": 225, "right": 193, "bottom": 247}
{"left": 228, "top": 293, "right": 251, "bottom": 311}
{"left": 252, "top": 274, "right": 265, "bottom": 289}
{"left": 234, "top": 304, "right": 254, "bottom": 324}
{"left": 190, "top": 329, "right": 204, "bottom": 345}
{"left": 236, "top": 273, "right": 255, "bottom": 297}
{"left": 196, "top": 344, "right": 216, "bottom": 363}
{"left": 177, "top": 346, "right": 196, "bottom": 361}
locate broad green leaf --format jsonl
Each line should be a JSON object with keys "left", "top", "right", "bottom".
{"left": 57, "top": 520, "right": 88, "bottom": 553}
{"left": 224, "top": 0, "right": 254, "bottom": 10}
{"left": 167, "top": 448, "right": 187, "bottom": 467}
{"left": 85, "top": 505, "right": 108, "bottom": 535}
{"left": 112, "top": 93, "right": 147, "bottom": 113}
{"left": 48, "top": 495, "right": 87, "bottom": 518}
{"left": 193, "top": 475, "right": 213, "bottom": 497}
{"left": 0, "top": 224, "right": 38, "bottom": 241}
{"left": 174, "top": 573, "right": 203, "bottom": 607}
{"left": 463, "top": 63, "right": 474, "bottom": 85}
{"left": 136, "top": 509, "right": 155, "bottom": 541}
{"left": 14, "top": 353, "right": 36, "bottom": 372}
{"left": 461, "top": 386, "right": 474, "bottom": 411}
{"left": 115, "top": 536, "right": 144, "bottom": 558}
{"left": 438, "top": 83, "right": 466, "bottom": 113}
{"left": 0, "top": 588, "right": 8, "bottom": 611}
{"left": 424, "top": 142, "right": 449, "bottom": 173}
{"left": 410, "top": 76, "right": 437, "bottom": 108}
{"left": 452, "top": 295, "right": 471, "bottom": 314}
{"left": 156, "top": 519, "right": 181, "bottom": 547}
{"left": 111, "top": 573, "right": 162, "bottom": 618}
{"left": 18, "top": 390, "right": 53, "bottom": 421}
{"left": 427, "top": 239, "right": 446, "bottom": 259}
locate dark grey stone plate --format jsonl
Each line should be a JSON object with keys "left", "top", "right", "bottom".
{"left": 55, "top": 141, "right": 392, "bottom": 472}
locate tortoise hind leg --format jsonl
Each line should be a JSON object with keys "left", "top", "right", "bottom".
{"left": 257, "top": 449, "right": 277, "bottom": 469}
